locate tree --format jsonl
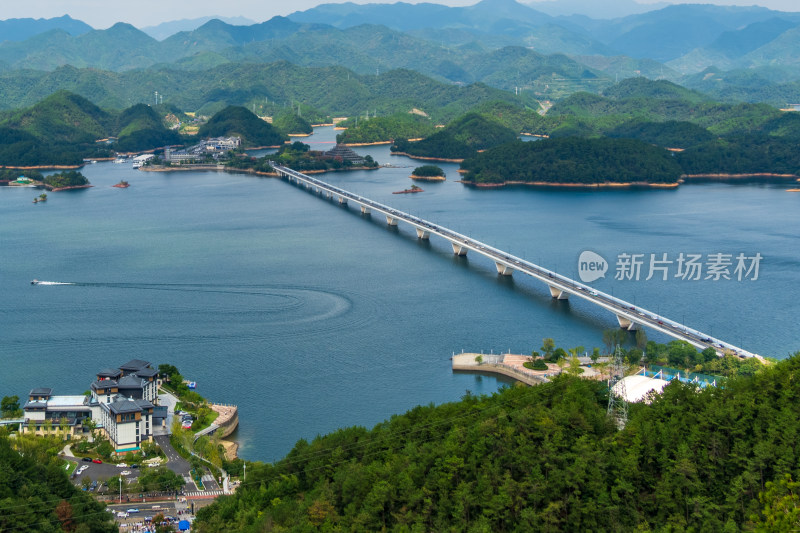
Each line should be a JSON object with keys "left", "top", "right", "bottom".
{"left": 475, "top": 355, "right": 483, "bottom": 365}
{"left": 0, "top": 395, "right": 20, "bottom": 418}
{"left": 541, "top": 338, "right": 555, "bottom": 358}
{"left": 753, "top": 474, "right": 800, "bottom": 532}
{"left": 590, "top": 348, "right": 600, "bottom": 364}
{"left": 602, "top": 329, "right": 616, "bottom": 353}
{"left": 567, "top": 356, "right": 583, "bottom": 376}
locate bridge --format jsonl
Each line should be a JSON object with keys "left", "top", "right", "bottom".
{"left": 0, "top": 418, "right": 24, "bottom": 426}
{"left": 272, "top": 164, "right": 761, "bottom": 360}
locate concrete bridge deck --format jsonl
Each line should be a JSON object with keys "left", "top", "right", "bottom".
{"left": 272, "top": 164, "right": 760, "bottom": 360}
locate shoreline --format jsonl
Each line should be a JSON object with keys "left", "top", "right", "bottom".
{"left": 410, "top": 175, "right": 446, "bottom": 181}
{"left": 391, "top": 152, "right": 465, "bottom": 163}
{"left": 460, "top": 180, "right": 680, "bottom": 189}
{"left": 1, "top": 164, "right": 84, "bottom": 170}
{"left": 141, "top": 164, "right": 379, "bottom": 176}
{"left": 46, "top": 184, "right": 94, "bottom": 191}
{"left": 682, "top": 173, "right": 799, "bottom": 182}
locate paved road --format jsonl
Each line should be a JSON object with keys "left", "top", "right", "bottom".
{"left": 153, "top": 435, "right": 191, "bottom": 475}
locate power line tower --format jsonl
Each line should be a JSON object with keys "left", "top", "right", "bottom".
{"left": 607, "top": 344, "right": 628, "bottom": 429}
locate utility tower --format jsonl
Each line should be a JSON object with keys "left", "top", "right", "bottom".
{"left": 607, "top": 344, "right": 628, "bottom": 429}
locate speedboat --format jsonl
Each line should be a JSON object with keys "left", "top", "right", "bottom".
{"left": 31, "top": 279, "right": 39, "bottom": 285}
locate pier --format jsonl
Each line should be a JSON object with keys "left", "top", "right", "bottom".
{"left": 272, "top": 164, "right": 761, "bottom": 360}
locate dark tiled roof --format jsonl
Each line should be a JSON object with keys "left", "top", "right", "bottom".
{"left": 91, "top": 380, "right": 118, "bottom": 391}
{"left": 133, "top": 399, "right": 154, "bottom": 410}
{"left": 117, "top": 375, "right": 145, "bottom": 389}
{"left": 119, "top": 359, "right": 150, "bottom": 371}
{"left": 107, "top": 400, "right": 142, "bottom": 415}
{"left": 97, "top": 368, "right": 122, "bottom": 378}
{"left": 29, "top": 387, "right": 53, "bottom": 396}
{"left": 23, "top": 400, "right": 47, "bottom": 410}
{"left": 135, "top": 367, "right": 158, "bottom": 378}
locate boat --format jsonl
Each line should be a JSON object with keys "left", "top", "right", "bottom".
{"left": 113, "top": 157, "right": 127, "bottom": 164}
{"left": 31, "top": 279, "right": 39, "bottom": 285}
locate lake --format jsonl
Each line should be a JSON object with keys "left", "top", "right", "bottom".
{"left": 1, "top": 126, "right": 797, "bottom": 461}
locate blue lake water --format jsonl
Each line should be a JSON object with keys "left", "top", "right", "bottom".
{"left": 1, "top": 126, "right": 798, "bottom": 461}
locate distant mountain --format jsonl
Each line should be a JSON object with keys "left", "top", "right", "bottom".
{"left": 288, "top": 0, "right": 554, "bottom": 31}
{"left": 528, "top": 0, "right": 666, "bottom": 19}
{"left": 0, "top": 23, "right": 164, "bottom": 71}
{"left": 667, "top": 18, "right": 799, "bottom": 74}
{"left": 140, "top": 16, "right": 256, "bottom": 41}
{"left": 0, "top": 15, "right": 92, "bottom": 43}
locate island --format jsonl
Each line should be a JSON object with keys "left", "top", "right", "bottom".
{"left": 410, "top": 165, "right": 446, "bottom": 181}
{"left": 393, "top": 184, "right": 424, "bottom": 194}
{"left": 42, "top": 170, "right": 92, "bottom": 191}
{"left": 459, "top": 137, "right": 683, "bottom": 188}
{"left": 112, "top": 179, "right": 130, "bottom": 188}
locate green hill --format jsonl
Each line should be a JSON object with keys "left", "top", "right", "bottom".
{"left": 336, "top": 113, "right": 436, "bottom": 144}
{"left": 115, "top": 104, "right": 182, "bottom": 152}
{"left": 1, "top": 90, "right": 112, "bottom": 143}
{"left": 460, "top": 136, "right": 683, "bottom": 184}
{"left": 197, "top": 106, "right": 287, "bottom": 147}
{"left": 607, "top": 119, "right": 714, "bottom": 149}
{"left": 271, "top": 110, "right": 313, "bottom": 136}
{"left": 195, "top": 352, "right": 800, "bottom": 532}
{"left": 391, "top": 112, "right": 517, "bottom": 159}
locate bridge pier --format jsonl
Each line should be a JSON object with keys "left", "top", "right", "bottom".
{"left": 386, "top": 215, "right": 398, "bottom": 226}
{"left": 361, "top": 205, "right": 371, "bottom": 215}
{"left": 416, "top": 228, "right": 430, "bottom": 240}
{"left": 616, "top": 315, "right": 638, "bottom": 330}
{"left": 548, "top": 285, "right": 569, "bottom": 299}
{"left": 495, "top": 262, "right": 514, "bottom": 276}
{"left": 338, "top": 196, "right": 347, "bottom": 205}
{"left": 451, "top": 242, "right": 468, "bottom": 256}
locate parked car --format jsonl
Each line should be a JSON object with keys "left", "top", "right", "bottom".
{"left": 81, "top": 457, "right": 92, "bottom": 462}
{"left": 92, "top": 459, "right": 102, "bottom": 464}
{"left": 116, "top": 463, "right": 128, "bottom": 468}
{"left": 130, "top": 464, "right": 139, "bottom": 469}
{"left": 120, "top": 470, "right": 131, "bottom": 476}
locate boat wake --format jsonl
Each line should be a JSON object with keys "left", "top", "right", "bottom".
{"left": 32, "top": 281, "right": 74, "bottom": 286}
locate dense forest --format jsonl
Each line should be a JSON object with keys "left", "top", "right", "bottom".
{"left": 0, "top": 432, "right": 116, "bottom": 532}
{"left": 336, "top": 113, "right": 436, "bottom": 144}
{"left": 460, "top": 137, "right": 684, "bottom": 185}
{"left": 43, "top": 170, "right": 90, "bottom": 188}
{"left": 194, "top": 351, "right": 800, "bottom": 532}
{"left": 392, "top": 113, "right": 517, "bottom": 160}
{"left": 197, "top": 105, "right": 287, "bottom": 147}
{"left": 272, "top": 110, "right": 313, "bottom": 136}
{"left": 114, "top": 103, "right": 181, "bottom": 152}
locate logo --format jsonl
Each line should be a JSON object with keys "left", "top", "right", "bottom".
{"left": 578, "top": 251, "right": 608, "bottom": 283}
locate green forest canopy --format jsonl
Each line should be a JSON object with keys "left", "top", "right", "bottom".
{"left": 194, "top": 351, "right": 800, "bottom": 532}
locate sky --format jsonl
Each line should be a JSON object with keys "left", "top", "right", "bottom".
{"left": 3, "top": 0, "right": 799, "bottom": 29}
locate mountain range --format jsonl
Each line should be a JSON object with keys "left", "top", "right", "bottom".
{"left": 1, "top": 0, "right": 800, "bottom": 111}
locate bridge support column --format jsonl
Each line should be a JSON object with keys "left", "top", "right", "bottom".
{"left": 386, "top": 215, "right": 398, "bottom": 226}
{"left": 361, "top": 205, "right": 371, "bottom": 215}
{"left": 451, "top": 242, "right": 468, "bottom": 256}
{"left": 338, "top": 196, "right": 347, "bottom": 205}
{"left": 495, "top": 262, "right": 514, "bottom": 276}
{"left": 548, "top": 285, "right": 569, "bottom": 299}
{"left": 416, "top": 228, "right": 430, "bottom": 239}
{"left": 616, "top": 315, "right": 638, "bottom": 330}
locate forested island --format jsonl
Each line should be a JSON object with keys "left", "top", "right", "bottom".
{"left": 411, "top": 165, "right": 446, "bottom": 180}
{"left": 391, "top": 113, "right": 517, "bottom": 161}
{"left": 42, "top": 170, "right": 91, "bottom": 190}
{"left": 460, "top": 137, "right": 683, "bottom": 187}
{"left": 193, "top": 339, "right": 798, "bottom": 532}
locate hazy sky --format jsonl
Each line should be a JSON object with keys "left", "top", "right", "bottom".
{"left": 4, "top": 0, "right": 799, "bottom": 29}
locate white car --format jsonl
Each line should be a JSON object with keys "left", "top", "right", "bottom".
{"left": 116, "top": 463, "right": 129, "bottom": 468}
{"left": 120, "top": 470, "right": 132, "bottom": 476}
